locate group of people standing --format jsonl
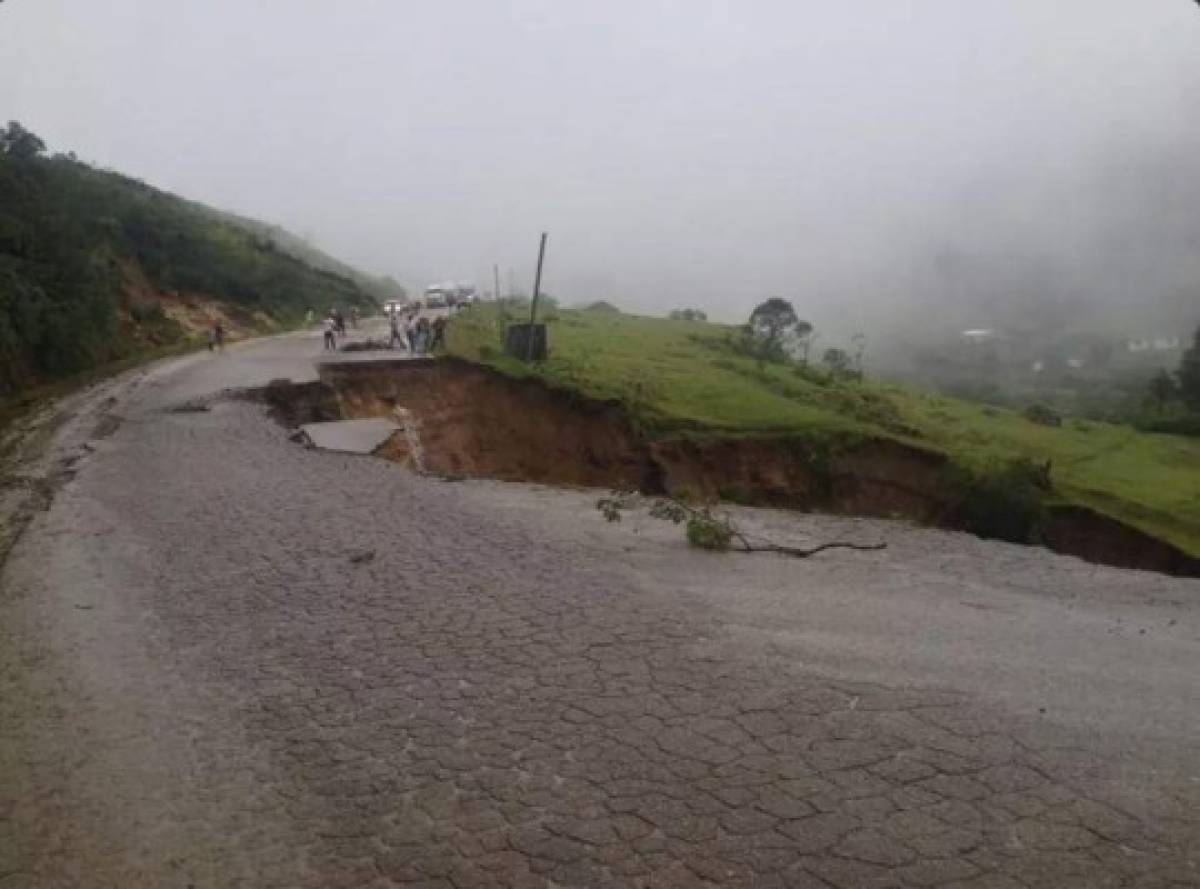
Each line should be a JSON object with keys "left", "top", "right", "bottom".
{"left": 316, "top": 306, "right": 359, "bottom": 351}
{"left": 389, "top": 307, "right": 446, "bottom": 355}
{"left": 307, "top": 304, "right": 445, "bottom": 354}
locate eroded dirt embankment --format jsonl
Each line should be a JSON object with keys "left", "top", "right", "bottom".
{"left": 269, "top": 359, "right": 1199, "bottom": 577}
{"left": 321, "top": 359, "right": 657, "bottom": 488}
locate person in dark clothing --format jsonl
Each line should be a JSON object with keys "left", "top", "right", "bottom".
{"left": 213, "top": 321, "right": 226, "bottom": 351}
{"left": 405, "top": 313, "right": 418, "bottom": 353}
{"left": 430, "top": 315, "right": 447, "bottom": 352}
{"left": 416, "top": 316, "right": 431, "bottom": 355}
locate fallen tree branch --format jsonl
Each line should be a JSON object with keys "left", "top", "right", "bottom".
{"left": 737, "top": 540, "right": 888, "bottom": 558}
{"left": 597, "top": 488, "right": 887, "bottom": 558}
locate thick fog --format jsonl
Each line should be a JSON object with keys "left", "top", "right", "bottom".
{"left": 2, "top": 1, "right": 1198, "bottom": 339}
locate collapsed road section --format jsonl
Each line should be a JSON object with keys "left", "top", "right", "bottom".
{"left": 254, "top": 357, "right": 1200, "bottom": 577}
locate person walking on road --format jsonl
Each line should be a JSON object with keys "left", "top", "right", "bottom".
{"left": 416, "top": 315, "right": 431, "bottom": 355}
{"left": 210, "top": 320, "right": 226, "bottom": 352}
{"left": 430, "top": 315, "right": 447, "bottom": 352}
{"left": 405, "top": 313, "right": 418, "bottom": 354}
{"left": 323, "top": 315, "right": 337, "bottom": 351}
{"left": 389, "top": 310, "right": 407, "bottom": 351}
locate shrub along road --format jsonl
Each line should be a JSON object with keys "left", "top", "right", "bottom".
{"left": 1, "top": 331, "right": 1197, "bottom": 888}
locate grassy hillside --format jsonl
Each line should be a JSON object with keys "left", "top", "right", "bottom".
{"left": 448, "top": 304, "right": 1200, "bottom": 556}
{"left": 0, "top": 122, "right": 379, "bottom": 398}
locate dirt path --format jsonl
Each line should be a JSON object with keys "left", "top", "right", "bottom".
{"left": 1, "top": 331, "right": 1198, "bottom": 888}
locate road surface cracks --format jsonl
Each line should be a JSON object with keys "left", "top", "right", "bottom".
{"left": 1, "top": 337, "right": 1198, "bottom": 888}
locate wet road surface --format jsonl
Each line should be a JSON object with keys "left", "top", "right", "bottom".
{"left": 1, "top": 330, "right": 1198, "bottom": 888}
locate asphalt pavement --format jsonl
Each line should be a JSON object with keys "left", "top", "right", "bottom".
{"left": 1, "top": 330, "right": 1197, "bottom": 888}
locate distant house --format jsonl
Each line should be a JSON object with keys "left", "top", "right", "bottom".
{"left": 1127, "top": 336, "right": 1182, "bottom": 353}
{"left": 961, "top": 328, "right": 996, "bottom": 342}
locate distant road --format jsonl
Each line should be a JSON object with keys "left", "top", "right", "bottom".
{"left": 1, "top": 331, "right": 1197, "bottom": 887}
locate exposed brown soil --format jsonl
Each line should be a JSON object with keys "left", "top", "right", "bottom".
{"left": 320, "top": 360, "right": 656, "bottom": 489}
{"left": 1044, "top": 505, "right": 1200, "bottom": 577}
{"left": 650, "top": 436, "right": 951, "bottom": 522}
{"left": 119, "top": 259, "right": 273, "bottom": 340}
{"left": 292, "top": 358, "right": 1198, "bottom": 578}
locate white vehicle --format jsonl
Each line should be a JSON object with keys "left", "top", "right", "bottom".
{"left": 383, "top": 299, "right": 406, "bottom": 316}
{"left": 423, "top": 282, "right": 476, "bottom": 309}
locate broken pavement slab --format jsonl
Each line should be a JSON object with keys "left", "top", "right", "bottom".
{"left": 298, "top": 418, "right": 400, "bottom": 454}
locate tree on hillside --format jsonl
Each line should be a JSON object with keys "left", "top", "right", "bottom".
{"left": 796, "top": 320, "right": 814, "bottom": 365}
{"left": 822, "top": 347, "right": 853, "bottom": 378}
{"left": 750, "top": 297, "right": 798, "bottom": 344}
{"left": 583, "top": 300, "right": 620, "bottom": 314}
{"left": 851, "top": 332, "right": 867, "bottom": 374}
{"left": 746, "top": 297, "right": 811, "bottom": 363}
{"left": 1180, "top": 324, "right": 1200, "bottom": 410}
{"left": 1147, "top": 369, "right": 1178, "bottom": 410}
{"left": 0, "top": 125, "right": 379, "bottom": 395}
{"left": 0, "top": 121, "right": 46, "bottom": 160}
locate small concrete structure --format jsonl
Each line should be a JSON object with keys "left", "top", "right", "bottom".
{"left": 299, "top": 418, "right": 399, "bottom": 454}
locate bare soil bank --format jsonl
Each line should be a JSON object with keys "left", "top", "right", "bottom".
{"left": 266, "top": 359, "right": 1199, "bottom": 577}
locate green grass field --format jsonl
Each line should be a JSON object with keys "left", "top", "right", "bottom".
{"left": 447, "top": 305, "right": 1200, "bottom": 556}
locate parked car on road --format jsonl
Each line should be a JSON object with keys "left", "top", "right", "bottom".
{"left": 424, "top": 283, "right": 476, "bottom": 310}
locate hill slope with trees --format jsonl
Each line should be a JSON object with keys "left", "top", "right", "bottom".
{"left": 0, "top": 121, "right": 387, "bottom": 398}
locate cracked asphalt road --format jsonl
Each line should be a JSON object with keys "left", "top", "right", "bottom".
{"left": 2, "top": 332, "right": 1198, "bottom": 888}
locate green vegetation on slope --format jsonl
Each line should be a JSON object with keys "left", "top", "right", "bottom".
{"left": 0, "top": 122, "right": 378, "bottom": 397}
{"left": 212, "top": 210, "right": 404, "bottom": 304}
{"left": 448, "top": 304, "right": 1200, "bottom": 556}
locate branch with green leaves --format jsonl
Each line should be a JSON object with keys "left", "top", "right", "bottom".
{"left": 597, "top": 489, "right": 886, "bottom": 558}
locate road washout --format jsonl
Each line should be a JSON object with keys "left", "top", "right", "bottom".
{"left": 3, "top": 332, "right": 1198, "bottom": 887}
{"left": 257, "top": 358, "right": 1200, "bottom": 577}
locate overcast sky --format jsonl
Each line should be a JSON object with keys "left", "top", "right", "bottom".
{"left": 2, "top": 1, "right": 1199, "bottom": 335}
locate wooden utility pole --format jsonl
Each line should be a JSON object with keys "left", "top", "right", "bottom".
{"left": 492, "top": 263, "right": 500, "bottom": 302}
{"left": 526, "top": 232, "right": 548, "bottom": 361}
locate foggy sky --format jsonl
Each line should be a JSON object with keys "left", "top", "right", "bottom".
{"left": 2, "top": 1, "right": 1199, "bottom": 338}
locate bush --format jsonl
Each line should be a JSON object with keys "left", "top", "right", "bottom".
{"left": 583, "top": 300, "right": 620, "bottom": 314}
{"left": 732, "top": 326, "right": 788, "bottom": 364}
{"left": 1134, "top": 414, "right": 1200, "bottom": 437}
{"left": 685, "top": 513, "right": 734, "bottom": 550}
{"left": 1022, "top": 403, "right": 1062, "bottom": 427}
{"left": 129, "top": 301, "right": 165, "bottom": 323}
{"left": 951, "top": 458, "right": 1050, "bottom": 544}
